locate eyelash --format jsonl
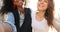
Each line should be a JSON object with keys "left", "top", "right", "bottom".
{"left": 15, "top": 0, "right": 24, "bottom": 2}
{"left": 38, "top": 0, "right": 48, "bottom": 3}
{"left": 44, "top": 1, "right": 48, "bottom": 3}
{"left": 38, "top": 0, "right": 42, "bottom": 1}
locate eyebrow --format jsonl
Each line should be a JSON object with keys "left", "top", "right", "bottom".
{"left": 44, "top": 0, "right": 48, "bottom": 2}
{"left": 45, "top": 0, "right": 48, "bottom": 1}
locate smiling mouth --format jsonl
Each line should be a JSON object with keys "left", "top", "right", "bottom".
{"left": 39, "top": 5, "right": 45, "bottom": 7}
{"left": 40, "top": 6, "right": 44, "bottom": 8}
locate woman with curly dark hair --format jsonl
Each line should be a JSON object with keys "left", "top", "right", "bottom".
{"left": 0, "top": 0, "right": 32, "bottom": 32}
{"left": 31, "top": 0, "right": 60, "bottom": 32}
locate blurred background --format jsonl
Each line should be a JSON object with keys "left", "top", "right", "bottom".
{"left": 0, "top": 0, "right": 60, "bottom": 21}
{"left": 0, "top": 0, "right": 3, "bottom": 21}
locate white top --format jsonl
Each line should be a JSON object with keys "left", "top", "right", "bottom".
{"left": 31, "top": 11, "right": 60, "bottom": 32}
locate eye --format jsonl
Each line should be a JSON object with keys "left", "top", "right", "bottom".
{"left": 19, "top": 0, "right": 24, "bottom": 2}
{"left": 38, "top": 0, "right": 42, "bottom": 1}
{"left": 22, "top": 0, "right": 24, "bottom": 2}
{"left": 15, "top": 0, "right": 24, "bottom": 2}
{"left": 44, "top": 0, "right": 48, "bottom": 3}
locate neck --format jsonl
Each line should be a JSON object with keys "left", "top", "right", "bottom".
{"left": 17, "top": 6, "right": 25, "bottom": 14}
{"left": 36, "top": 10, "right": 46, "bottom": 21}
{"left": 36, "top": 10, "right": 46, "bottom": 17}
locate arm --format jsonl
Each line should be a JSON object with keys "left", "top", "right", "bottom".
{"left": 4, "top": 12, "right": 17, "bottom": 32}
{"left": 0, "top": 22, "right": 12, "bottom": 32}
{"left": 53, "top": 18, "right": 60, "bottom": 32}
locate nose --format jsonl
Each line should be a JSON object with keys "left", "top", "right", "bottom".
{"left": 18, "top": 0, "right": 23, "bottom": 3}
{"left": 19, "top": 0, "right": 23, "bottom": 2}
{"left": 40, "top": 1, "right": 44, "bottom": 4}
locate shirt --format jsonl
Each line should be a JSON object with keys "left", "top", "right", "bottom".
{"left": 4, "top": 11, "right": 25, "bottom": 32}
{"left": 31, "top": 11, "right": 60, "bottom": 32}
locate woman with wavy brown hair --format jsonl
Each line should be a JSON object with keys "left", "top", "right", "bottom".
{"left": 31, "top": 0, "right": 60, "bottom": 32}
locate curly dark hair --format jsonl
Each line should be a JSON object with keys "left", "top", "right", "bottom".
{"left": 0, "top": 0, "right": 20, "bottom": 32}
{"left": 0, "top": 0, "right": 32, "bottom": 32}
{"left": 0, "top": 0, "right": 14, "bottom": 14}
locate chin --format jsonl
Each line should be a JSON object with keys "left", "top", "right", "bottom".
{"left": 38, "top": 8, "right": 44, "bottom": 10}
{"left": 38, "top": 6, "right": 47, "bottom": 10}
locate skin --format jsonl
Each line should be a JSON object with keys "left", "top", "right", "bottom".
{"left": 13, "top": 0, "right": 25, "bottom": 13}
{"left": 37, "top": 0, "right": 48, "bottom": 11}
{"left": 36, "top": 0, "right": 49, "bottom": 21}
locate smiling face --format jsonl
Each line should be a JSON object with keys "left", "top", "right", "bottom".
{"left": 37, "top": 0, "right": 49, "bottom": 11}
{"left": 13, "top": 0, "right": 24, "bottom": 7}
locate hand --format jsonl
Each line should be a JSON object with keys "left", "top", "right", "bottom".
{"left": 0, "top": 22, "right": 12, "bottom": 32}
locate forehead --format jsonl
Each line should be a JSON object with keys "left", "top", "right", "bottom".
{"left": 14, "top": 0, "right": 24, "bottom": 1}
{"left": 38, "top": 0, "right": 48, "bottom": 1}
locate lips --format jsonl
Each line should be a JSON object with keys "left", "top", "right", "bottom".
{"left": 39, "top": 5, "right": 45, "bottom": 8}
{"left": 38, "top": 4, "right": 45, "bottom": 7}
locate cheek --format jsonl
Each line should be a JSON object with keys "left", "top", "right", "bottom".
{"left": 37, "top": 3, "right": 40, "bottom": 7}
{"left": 13, "top": 1, "right": 17, "bottom": 5}
{"left": 45, "top": 3, "right": 48, "bottom": 8}
{"left": 14, "top": 2, "right": 21, "bottom": 6}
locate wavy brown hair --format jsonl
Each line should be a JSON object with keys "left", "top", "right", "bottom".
{"left": 45, "top": 0, "right": 54, "bottom": 26}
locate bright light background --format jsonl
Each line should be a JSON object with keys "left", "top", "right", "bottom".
{"left": 0, "top": 0, "right": 59, "bottom": 31}
{"left": 54, "top": 0, "right": 60, "bottom": 19}
{"left": 28, "top": 0, "right": 60, "bottom": 19}
{"left": 0, "top": 0, "right": 3, "bottom": 9}
{"left": 0, "top": 0, "right": 60, "bottom": 19}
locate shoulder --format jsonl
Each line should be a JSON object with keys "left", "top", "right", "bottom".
{"left": 6, "top": 12, "right": 14, "bottom": 17}
{"left": 4, "top": 12, "right": 14, "bottom": 21}
{"left": 53, "top": 17, "right": 60, "bottom": 25}
{"left": 24, "top": 8, "right": 31, "bottom": 12}
{"left": 24, "top": 8, "right": 31, "bottom": 10}
{"left": 53, "top": 17, "right": 60, "bottom": 32}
